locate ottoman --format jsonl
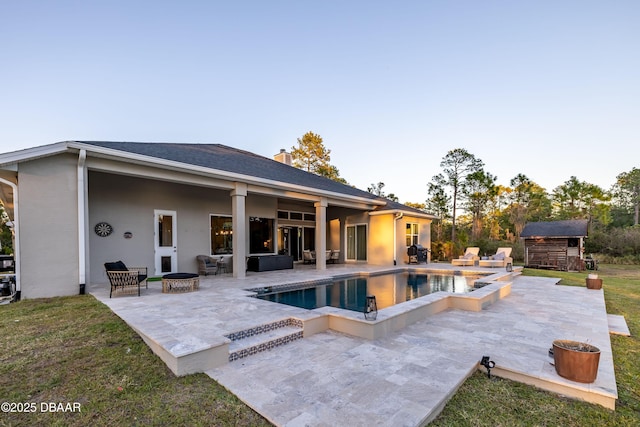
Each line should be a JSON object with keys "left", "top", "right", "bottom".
{"left": 162, "top": 273, "right": 200, "bottom": 293}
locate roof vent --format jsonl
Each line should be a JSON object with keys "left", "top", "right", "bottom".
{"left": 274, "top": 149, "right": 292, "bottom": 166}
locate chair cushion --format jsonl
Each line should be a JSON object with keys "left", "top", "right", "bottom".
{"left": 463, "top": 252, "right": 474, "bottom": 259}
{"left": 163, "top": 273, "right": 199, "bottom": 279}
{"left": 105, "top": 261, "right": 128, "bottom": 271}
{"left": 493, "top": 252, "right": 505, "bottom": 261}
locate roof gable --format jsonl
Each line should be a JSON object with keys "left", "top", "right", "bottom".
{"left": 520, "top": 220, "right": 589, "bottom": 238}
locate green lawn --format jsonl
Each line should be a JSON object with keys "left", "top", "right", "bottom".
{"left": 0, "top": 297, "right": 271, "bottom": 427}
{"left": 1, "top": 265, "right": 638, "bottom": 426}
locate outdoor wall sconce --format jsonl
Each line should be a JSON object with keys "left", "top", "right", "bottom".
{"left": 480, "top": 355, "right": 495, "bottom": 378}
{"left": 364, "top": 295, "right": 377, "bottom": 321}
{"left": 506, "top": 262, "right": 513, "bottom": 272}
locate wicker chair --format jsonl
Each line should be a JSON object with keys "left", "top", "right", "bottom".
{"left": 104, "top": 261, "right": 148, "bottom": 298}
{"left": 196, "top": 255, "right": 218, "bottom": 276}
{"left": 302, "top": 250, "right": 316, "bottom": 264}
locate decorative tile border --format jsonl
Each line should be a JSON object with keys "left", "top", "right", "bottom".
{"left": 228, "top": 330, "right": 304, "bottom": 362}
{"left": 224, "top": 318, "right": 303, "bottom": 342}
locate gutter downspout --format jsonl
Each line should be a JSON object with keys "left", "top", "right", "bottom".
{"left": 0, "top": 177, "right": 20, "bottom": 299}
{"left": 393, "top": 212, "right": 403, "bottom": 265}
{"left": 77, "top": 149, "right": 87, "bottom": 294}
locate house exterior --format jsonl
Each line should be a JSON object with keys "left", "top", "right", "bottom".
{"left": 520, "top": 220, "right": 589, "bottom": 271}
{"left": 0, "top": 141, "right": 436, "bottom": 299}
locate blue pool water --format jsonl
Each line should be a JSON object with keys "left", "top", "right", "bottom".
{"left": 255, "top": 271, "right": 485, "bottom": 313}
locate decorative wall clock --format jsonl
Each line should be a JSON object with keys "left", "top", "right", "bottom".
{"left": 94, "top": 222, "right": 113, "bottom": 237}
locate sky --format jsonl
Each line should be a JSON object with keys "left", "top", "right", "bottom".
{"left": 1, "top": 1, "right": 639, "bottom": 204}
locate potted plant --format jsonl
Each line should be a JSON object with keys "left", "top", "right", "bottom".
{"left": 552, "top": 339, "right": 600, "bottom": 383}
{"left": 586, "top": 273, "right": 602, "bottom": 290}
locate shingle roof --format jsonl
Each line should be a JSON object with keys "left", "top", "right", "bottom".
{"left": 520, "top": 220, "right": 589, "bottom": 238}
{"left": 76, "top": 141, "right": 432, "bottom": 217}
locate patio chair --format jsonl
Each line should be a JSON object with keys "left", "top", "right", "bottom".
{"left": 451, "top": 247, "right": 480, "bottom": 266}
{"left": 196, "top": 255, "right": 218, "bottom": 276}
{"left": 303, "top": 250, "right": 316, "bottom": 264}
{"left": 329, "top": 249, "right": 340, "bottom": 264}
{"left": 478, "top": 248, "right": 513, "bottom": 268}
{"left": 104, "top": 261, "right": 148, "bottom": 298}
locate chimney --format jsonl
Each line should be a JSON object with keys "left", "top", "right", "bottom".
{"left": 274, "top": 149, "right": 292, "bottom": 166}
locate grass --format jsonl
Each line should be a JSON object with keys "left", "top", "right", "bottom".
{"left": 1, "top": 265, "right": 638, "bottom": 426}
{"left": 432, "top": 264, "right": 640, "bottom": 427}
{"left": 0, "top": 296, "right": 271, "bottom": 427}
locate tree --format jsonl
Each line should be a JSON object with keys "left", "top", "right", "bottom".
{"left": 404, "top": 201, "right": 426, "bottom": 210}
{"left": 507, "top": 174, "right": 539, "bottom": 239}
{"left": 462, "top": 169, "right": 498, "bottom": 240}
{"left": 434, "top": 149, "right": 484, "bottom": 245}
{"left": 552, "top": 176, "right": 610, "bottom": 228}
{"left": 0, "top": 206, "right": 13, "bottom": 255}
{"left": 367, "top": 182, "right": 386, "bottom": 196}
{"left": 291, "top": 131, "right": 346, "bottom": 183}
{"left": 366, "top": 182, "right": 398, "bottom": 201}
{"left": 426, "top": 177, "right": 451, "bottom": 242}
{"left": 613, "top": 167, "right": 640, "bottom": 226}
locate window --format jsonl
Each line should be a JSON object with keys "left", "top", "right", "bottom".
{"left": 211, "top": 215, "right": 233, "bottom": 255}
{"left": 250, "top": 217, "right": 274, "bottom": 254}
{"left": 276, "top": 209, "right": 315, "bottom": 222}
{"left": 346, "top": 224, "right": 367, "bottom": 261}
{"left": 406, "top": 223, "right": 419, "bottom": 246}
{"left": 303, "top": 227, "right": 315, "bottom": 251}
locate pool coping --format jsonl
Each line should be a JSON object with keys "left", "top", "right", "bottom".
{"left": 292, "top": 269, "right": 515, "bottom": 341}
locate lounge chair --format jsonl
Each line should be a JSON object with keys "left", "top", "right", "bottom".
{"left": 451, "top": 247, "right": 480, "bottom": 266}
{"left": 303, "top": 250, "right": 316, "bottom": 264}
{"left": 478, "top": 248, "right": 513, "bottom": 268}
{"left": 329, "top": 249, "right": 340, "bottom": 264}
{"left": 196, "top": 255, "right": 218, "bottom": 276}
{"left": 104, "top": 261, "right": 148, "bottom": 298}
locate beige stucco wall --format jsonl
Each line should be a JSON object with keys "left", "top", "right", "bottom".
{"left": 368, "top": 214, "right": 394, "bottom": 265}
{"left": 88, "top": 172, "right": 233, "bottom": 284}
{"left": 350, "top": 213, "right": 432, "bottom": 266}
{"left": 18, "top": 154, "right": 80, "bottom": 298}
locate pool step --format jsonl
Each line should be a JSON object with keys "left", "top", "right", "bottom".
{"left": 226, "top": 318, "right": 304, "bottom": 362}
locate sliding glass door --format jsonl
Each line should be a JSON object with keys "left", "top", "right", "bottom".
{"left": 346, "top": 224, "right": 367, "bottom": 261}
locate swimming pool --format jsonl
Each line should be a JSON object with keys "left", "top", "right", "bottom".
{"left": 254, "top": 271, "right": 485, "bottom": 313}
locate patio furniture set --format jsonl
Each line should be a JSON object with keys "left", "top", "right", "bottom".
{"left": 451, "top": 247, "right": 513, "bottom": 268}
{"left": 302, "top": 249, "right": 340, "bottom": 264}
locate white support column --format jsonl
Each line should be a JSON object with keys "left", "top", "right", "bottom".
{"left": 77, "top": 150, "right": 87, "bottom": 293}
{"left": 315, "top": 198, "right": 328, "bottom": 270}
{"left": 231, "top": 183, "right": 247, "bottom": 278}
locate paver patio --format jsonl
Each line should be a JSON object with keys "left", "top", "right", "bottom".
{"left": 91, "top": 264, "right": 618, "bottom": 426}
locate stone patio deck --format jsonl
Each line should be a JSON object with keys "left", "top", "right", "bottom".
{"left": 90, "top": 263, "right": 618, "bottom": 426}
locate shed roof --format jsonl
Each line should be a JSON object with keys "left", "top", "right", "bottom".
{"left": 520, "top": 220, "right": 589, "bottom": 238}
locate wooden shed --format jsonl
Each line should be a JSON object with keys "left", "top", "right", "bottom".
{"left": 520, "top": 220, "right": 589, "bottom": 271}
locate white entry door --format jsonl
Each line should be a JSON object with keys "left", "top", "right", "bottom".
{"left": 154, "top": 210, "right": 177, "bottom": 275}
